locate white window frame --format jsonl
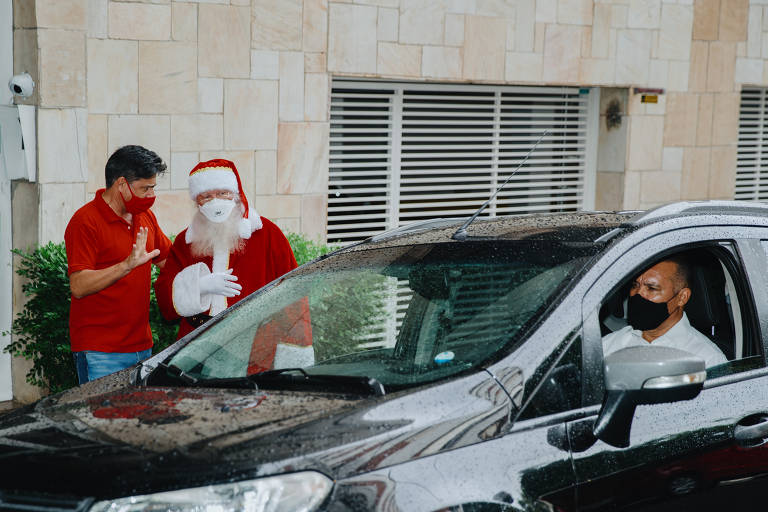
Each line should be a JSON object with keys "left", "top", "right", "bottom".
{"left": 328, "top": 79, "right": 599, "bottom": 244}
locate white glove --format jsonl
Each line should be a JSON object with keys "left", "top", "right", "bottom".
{"left": 199, "top": 269, "right": 242, "bottom": 298}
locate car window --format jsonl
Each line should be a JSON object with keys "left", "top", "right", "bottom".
{"left": 598, "top": 244, "right": 763, "bottom": 378}
{"left": 162, "top": 241, "right": 598, "bottom": 391}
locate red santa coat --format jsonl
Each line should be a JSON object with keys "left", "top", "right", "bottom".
{"left": 155, "top": 217, "right": 312, "bottom": 372}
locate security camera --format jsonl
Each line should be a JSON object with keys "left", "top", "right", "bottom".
{"left": 8, "top": 73, "right": 34, "bottom": 97}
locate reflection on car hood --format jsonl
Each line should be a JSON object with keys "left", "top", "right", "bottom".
{"left": 0, "top": 368, "right": 514, "bottom": 500}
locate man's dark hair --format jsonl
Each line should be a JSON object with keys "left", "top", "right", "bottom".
{"left": 105, "top": 145, "right": 167, "bottom": 188}
{"left": 665, "top": 253, "right": 692, "bottom": 291}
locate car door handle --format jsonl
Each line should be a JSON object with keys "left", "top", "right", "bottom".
{"left": 734, "top": 415, "right": 768, "bottom": 448}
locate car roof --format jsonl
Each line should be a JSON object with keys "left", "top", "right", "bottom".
{"left": 339, "top": 200, "right": 768, "bottom": 252}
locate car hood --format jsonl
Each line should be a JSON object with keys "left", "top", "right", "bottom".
{"left": 0, "top": 367, "right": 516, "bottom": 501}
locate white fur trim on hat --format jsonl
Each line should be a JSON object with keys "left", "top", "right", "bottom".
{"left": 189, "top": 167, "right": 238, "bottom": 200}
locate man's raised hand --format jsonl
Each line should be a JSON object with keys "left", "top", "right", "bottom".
{"left": 125, "top": 227, "right": 160, "bottom": 271}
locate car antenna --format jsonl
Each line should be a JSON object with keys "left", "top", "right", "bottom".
{"left": 451, "top": 130, "right": 550, "bottom": 240}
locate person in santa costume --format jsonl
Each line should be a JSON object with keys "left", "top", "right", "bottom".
{"left": 154, "top": 159, "right": 313, "bottom": 372}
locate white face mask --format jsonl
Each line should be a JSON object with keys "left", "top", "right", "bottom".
{"left": 199, "top": 198, "right": 236, "bottom": 223}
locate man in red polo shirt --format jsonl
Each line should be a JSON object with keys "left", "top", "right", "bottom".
{"left": 64, "top": 145, "right": 172, "bottom": 384}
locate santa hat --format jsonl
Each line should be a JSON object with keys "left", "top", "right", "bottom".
{"left": 187, "top": 159, "right": 262, "bottom": 240}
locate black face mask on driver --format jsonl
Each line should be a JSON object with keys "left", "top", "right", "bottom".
{"left": 627, "top": 293, "right": 675, "bottom": 331}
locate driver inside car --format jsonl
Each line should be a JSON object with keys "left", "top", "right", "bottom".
{"left": 602, "top": 256, "right": 727, "bottom": 368}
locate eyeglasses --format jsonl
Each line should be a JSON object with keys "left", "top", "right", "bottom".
{"left": 197, "top": 190, "right": 235, "bottom": 204}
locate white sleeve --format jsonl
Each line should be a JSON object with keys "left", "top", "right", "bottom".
{"left": 172, "top": 262, "right": 212, "bottom": 317}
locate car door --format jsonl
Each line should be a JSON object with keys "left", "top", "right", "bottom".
{"left": 569, "top": 225, "right": 768, "bottom": 511}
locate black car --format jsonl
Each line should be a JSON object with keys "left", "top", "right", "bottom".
{"left": 4, "top": 200, "right": 768, "bottom": 511}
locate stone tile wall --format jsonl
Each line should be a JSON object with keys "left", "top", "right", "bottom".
{"left": 14, "top": 0, "right": 757, "bottom": 243}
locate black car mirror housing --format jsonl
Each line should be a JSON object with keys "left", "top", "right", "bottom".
{"left": 593, "top": 346, "right": 706, "bottom": 448}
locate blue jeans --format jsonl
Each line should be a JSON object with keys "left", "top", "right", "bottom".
{"left": 73, "top": 349, "right": 152, "bottom": 384}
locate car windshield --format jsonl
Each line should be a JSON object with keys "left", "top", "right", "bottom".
{"left": 162, "top": 240, "right": 597, "bottom": 391}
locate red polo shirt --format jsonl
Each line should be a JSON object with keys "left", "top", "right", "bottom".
{"left": 64, "top": 190, "right": 171, "bottom": 353}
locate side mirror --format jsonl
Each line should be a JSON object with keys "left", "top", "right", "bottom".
{"left": 593, "top": 346, "right": 706, "bottom": 448}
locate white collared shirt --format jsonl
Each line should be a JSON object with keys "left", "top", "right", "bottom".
{"left": 602, "top": 312, "right": 728, "bottom": 368}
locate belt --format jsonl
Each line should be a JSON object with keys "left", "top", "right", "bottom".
{"left": 188, "top": 313, "right": 212, "bottom": 328}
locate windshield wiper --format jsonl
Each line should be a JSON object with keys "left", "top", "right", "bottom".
{"left": 157, "top": 362, "right": 199, "bottom": 385}
{"left": 175, "top": 368, "right": 386, "bottom": 396}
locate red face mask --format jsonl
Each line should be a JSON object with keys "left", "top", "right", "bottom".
{"left": 122, "top": 181, "right": 156, "bottom": 214}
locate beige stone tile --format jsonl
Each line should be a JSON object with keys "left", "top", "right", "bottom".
{"left": 301, "top": 194, "right": 328, "bottom": 241}
{"left": 36, "top": 0, "right": 86, "bottom": 29}
{"left": 706, "top": 41, "right": 736, "bottom": 92}
{"left": 592, "top": 3, "right": 612, "bottom": 58}
{"left": 649, "top": 59, "right": 668, "bottom": 88}
{"left": 535, "top": 22, "right": 546, "bottom": 53}
{"left": 37, "top": 108, "right": 87, "bottom": 184}
{"left": 595, "top": 172, "right": 624, "bottom": 211}
{"left": 711, "top": 92, "right": 739, "bottom": 146}
{"left": 719, "top": 0, "right": 748, "bottom": 41}
{"left": 152, "top": 190, "right": 198, "bottom": 239}
{"left": 693, "top": 0, "right": 719, "bottom": 40}
{"left": 626, "top": 0, "right": 660, "bottom": 29}
{"left": 579, "top": 58, "right": 614, "bottom": 85}
{"left": 88, "top": 0, "right": 108, "bottom": 38}
{"left": 763, "top": 6, "right": 768, "bottom": 31}
{"left": 688, "top": 40, "right": 708, "bottom": 92}
{"left": 38, "top": 30, "right": 86, "bottom": 107}
{"left": 696, "top": 93, "right": 713, "bottom": 146}
{"left": 12, "top": 0, "right": 35, "bottom": 28}
{"left": 305, "top": 73, "right": 329, "bottom": 121}
{"left": 87, "top": 115, "right": 108, "bottom": 193}
{"left": 424, "top": 46, "right": 462, "bottom": 79}
{"left": 109, "top": 3, "right": 171, "bottom": 40}
{"left": 170, "top": 151, "right": 199, "bottom": 190}
{"left": 378, "top": 7, "right": 398, "bottom": 41}
{"left": 681, "top": 147, "right": 710, "bottom": 199}
{"left": 597, "top": 114, "right": 627, "bottom": 173}
{"left": 40, "top": 183, "right": 86, "bottom": 244}
{"left": 615, "top": 29, "right": 651, "bottom": 85}
{"left": 627, "top": 115, "right": 664, "bottom": 171}
{"left": 377, "top": 42, "right": 422, "bottom": 77}
{"left": 541, "top": 24, "right": 580, "bottom": 83}
{"left": 735, "top": 58, "right": 763, "bottom": 84}
{"left": 581, "top": 26, "right": 592, "bottom": 57}
{"left": 254, "top": 150, "right": 277, "bottom": 196}
{"left": 657, "top": 4, "right": 693, "bottom": 60}
{"left": 709, "top": 145, "right": 736, "bottom": 198}
{"left": 516, "top": 0, "right": 535, "bottom": 52}
{"left": 252, "top": 0, "right": 301, "bottom": 50}
{"left": 557, "top": 0, "right": 593, "bottom": 25}
{"left": 747, "top": 5, "right": 762, "bottom": 58}
{"left": 224, "top": 80, "right": 278, "bottom": 150}
{"left": 198, "top": 78, "right": 223, "bottom": 113}
{"left": 668, "top": 61, "right": 690, "bottom": 92}
{"left": 622, "top": 170, "right": 641, "bottom": 209}
{"left": 172, "top": 2, "right": 197, "bottom": 42}
{"left": 87, "top": 39, "right": 137, "bottom": 114}
{"left": 762, "top": 63, "right": 768, "bottom": 84}
{"left": 737, "top": 41, "right": 746, "bottom": 57}
{"left": 139, "top": 42, "right": 197, "bottom": 114}
{"left": 13, "top": 30, "right": 38, "bottom": 105}
{"left": 506, "top": 20, "right": 516, "bottom": 51}
{"left": 536, "top": 0, "right": 556, "bottom": 23}
{"left": 251, "top": 50, "right": 280, "bottom": 79}
{"left": 400, "top": 0, "right": 444, "bottom": 45}
{"left": 762, "top": 32, "right": 768, "bottom": 58}
{"left": 199, "top": 150, "right": 255, "bottom": 202}
{"left": 354, "top": 0, "right": 399, "bottom": 8}
{"left": 305, "top": 52, "right": 327, "bottom": 73}
{"left": 199, "top": 5, "right": 250, "bottom": 78}
{"left": 445, "top": 13, "right": 465, "bottom": 47}
{"left": 304, "top": 0, "right": 328, "bottom": 52}
{"left": 275, "top": 217, "right": 301, "bottom": 235}
{"left": 476, "top": 0, "right": 515, "bottom": 17}
{"left": 277, "top": 123, "right": 329, "bottom": 195}
{"left": 463, "top": 16, "right": 506, "bottom": 81}
{"left": 611, "top": 4, "right": 628, "bottom": 28}
{"left": 254, "top": 194, "right": 301, "bottom": 219}
{"left": 279, "top": 52, "right": 305, "bottom": 121}
{"left": 639, "top": 170, "right": 682, "bottom": 204}
{"left": 662, "top": 147, "right": 684, "bottom": 172}
{"left": 663, "top": 93, "right": 698, "bottom": 147}
{"left": 170, "top": 114, "right": 222, "bottom": 152}
{"left": 108, "top": 115, "right": 171, "bottom": 168}
{"left": 328, "top": 3, "right": 377, "bottom": 73}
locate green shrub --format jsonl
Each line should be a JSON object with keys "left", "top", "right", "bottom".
{"left": 4, "top": 233, "right": 336, "bottom": 393}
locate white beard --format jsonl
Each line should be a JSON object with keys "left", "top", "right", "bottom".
{"left": 189, "top": 202, "right": 245, "bottom": 258}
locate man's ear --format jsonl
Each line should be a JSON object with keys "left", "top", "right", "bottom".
{"left": 678, "top": 287, "right": 691, "bottom": 307}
